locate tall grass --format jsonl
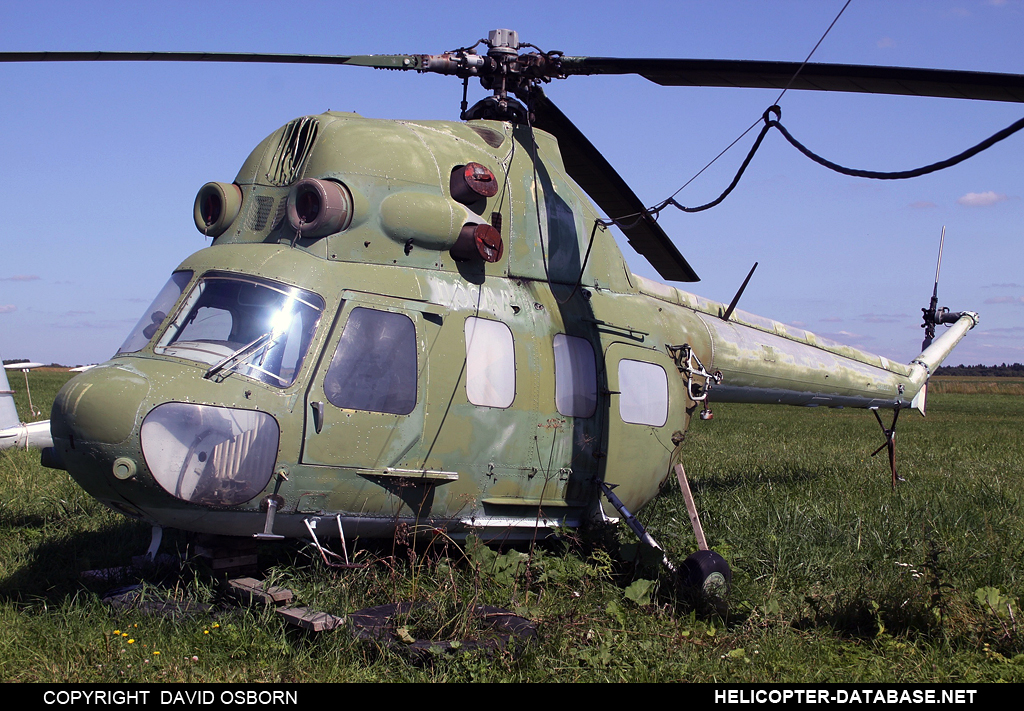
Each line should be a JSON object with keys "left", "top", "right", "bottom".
{"left": 1, "top": 371, "right": 1021, "bottom": 681}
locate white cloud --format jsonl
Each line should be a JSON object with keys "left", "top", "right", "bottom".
{"left": 876, "top": 36, "right": 896, "bottom": 48}
{"left": 860, "top": 313, "right": 910, "bottom": 323}
{"left": 0, "top": 275, "right": 40, "bottom": 282}
{"left": 0, "top": 305, "right": 16, "bottom": 314}
{"left": 983, "top": 295, "right": 1024, "bottom": 304}
{"left": 957, "top": 191, "right": 1008, "bottom": 207}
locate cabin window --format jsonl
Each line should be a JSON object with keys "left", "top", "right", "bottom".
{"left": 117, "top": 271, "right": 193, "bottom": 354}
{"left": 465, "top": 317, "right": 515, "bottom": 408}
{"left": 553, "top": 334, "right": 597, "bottom": 418}
{"left": 618, "top": 359, "right": 668, "bottom": 427}
{"left": 324, "top": 307, "right": 417, "bottom": 415}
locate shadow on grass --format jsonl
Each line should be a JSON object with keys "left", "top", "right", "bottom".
{"left": 0, "top": 519, "right": 152, "bottom": 602}
{"left": 691, "top": 464, "right": 827, "bottom": 494}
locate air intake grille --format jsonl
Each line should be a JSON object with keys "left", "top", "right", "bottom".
{"left": 246, "top": 195, "right": 276, "bottom": 231}
{"left": 265, "top": 117, "right": 319, "bottom": 186}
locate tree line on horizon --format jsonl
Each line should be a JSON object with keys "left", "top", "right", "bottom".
{"left": 934, "top": 363, "right": 1024, "bottom": 377}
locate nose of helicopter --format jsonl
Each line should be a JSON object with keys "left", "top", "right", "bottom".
{"left": 51, "top": 364, "right": 151, "bottom": 447}
{"left": 49, "top": 363, "right": 152, "bottom": 497}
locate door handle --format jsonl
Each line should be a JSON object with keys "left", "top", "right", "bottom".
{"left": 311, "top": 401, "right": 324, "bottom": 434}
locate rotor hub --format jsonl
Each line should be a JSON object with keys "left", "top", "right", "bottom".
{"left": 418, "top": 28, "right": 561, "bottom": 122}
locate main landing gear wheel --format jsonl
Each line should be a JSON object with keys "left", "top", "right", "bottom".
{"left": 681, "top": 549, "right": 732, "bottom": 599}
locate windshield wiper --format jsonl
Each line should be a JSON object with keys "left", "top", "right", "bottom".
{"left": 203, "top": 331, "right": 278, "bottom": 380}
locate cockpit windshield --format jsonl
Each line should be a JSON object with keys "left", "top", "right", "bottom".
{"left": 154, "top": 273, "right": 325, "bottom": 388}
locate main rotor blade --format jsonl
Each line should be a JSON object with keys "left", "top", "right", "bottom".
{"left": 0, "top": 51, "right": 423, "bottom": 70}
{"left": 528, "top": 89, "right": 699, "bottom": 282}
{"left": 560, "top": 57, "right": 1024, "bottom": 103}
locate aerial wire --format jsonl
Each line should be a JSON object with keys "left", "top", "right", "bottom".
{"left": 636, "top": 0, "right": 1024, "bottom": 218}
{"left": 661, "top": 0, "right": 852, "bottom": 206}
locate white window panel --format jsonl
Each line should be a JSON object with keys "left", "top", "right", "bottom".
{"left": 553, "top": 334, "right": 597, "bottom": 418}
{"left": 465, "top": 317, "right": 515, "bottom": 408}
{"left": 618, "top": 359, "right": 668, "bottom": 426}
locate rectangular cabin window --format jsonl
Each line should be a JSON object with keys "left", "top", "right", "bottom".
{"left": 553, "top": 334, "right": 597, "bottom": 418}
{"left": 323, "top": 307, "right": 417, "bottom": 415}
{"left": 618, "top": 359, "right": 668, "bottom": 427}
{"left": 465, "top": 317, "right": 515, "bottom": 408}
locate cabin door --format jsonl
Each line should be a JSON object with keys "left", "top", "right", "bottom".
{"left": 302, "top": 293, "right": 440, "bottom": 472}
{"left": 600, "top": 343, "right": 685, "bottom": 515}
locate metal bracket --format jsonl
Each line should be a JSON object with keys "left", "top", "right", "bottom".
{"left": 870, "top": 406, "right": 903, "bottom": 489}
{"left": 254, "top": 495, "right": 285, "bottom": 540}
{"left": 668, "top": 344, "right": 723, "bottom": 403}
{"left": 145, "top": 525, "right": 163, "bottom": 561}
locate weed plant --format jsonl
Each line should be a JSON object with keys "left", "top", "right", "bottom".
{"left": 1, "top": 372, "right": 1022, "bottom": 681}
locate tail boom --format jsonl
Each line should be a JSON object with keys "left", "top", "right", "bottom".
{"left": 694, "top": 309, "right": 978, "bottom": 414}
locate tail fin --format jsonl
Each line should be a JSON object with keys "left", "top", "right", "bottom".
{"left": 908, "top": 311, "right": 979, "bottom": 414}
{"left": 0, "top": 359, "right": 20, "bottom": 430}
{"left": 1, "top": 356, "right": 53, "bottom": 450}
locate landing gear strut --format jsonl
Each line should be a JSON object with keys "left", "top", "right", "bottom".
{"left": 674, "top": 462, "right": 732, "bottom": 598}
{"left": 598, "top": 467, "right": 732, "bottom": 600}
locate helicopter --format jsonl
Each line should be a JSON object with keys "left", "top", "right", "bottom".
{"left": 3, "top": 28, "right": 1018, "bottom": 589}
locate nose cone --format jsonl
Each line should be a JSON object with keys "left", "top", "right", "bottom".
{"left": 51, "top": 364, "right": 151, "bottom": 446}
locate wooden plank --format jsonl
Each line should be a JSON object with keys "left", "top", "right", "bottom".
{"left": 674, "top": 462, "right": 708, "bottom": 551}
{"left": 228, "top": 577, "right": 294, "bottom": 606}
{"left": 276, "top": 606, "right": 344, "bottom": 632}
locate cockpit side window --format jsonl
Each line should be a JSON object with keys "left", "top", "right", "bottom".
{"left": 323, "top": 307, "right": 417, "bottom": 415}
{"left": 117, "top": 271, "right": 193, "bottom": 355}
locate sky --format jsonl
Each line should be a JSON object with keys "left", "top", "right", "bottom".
{"left": 0, "top": 0, "right": 1021, "bottom": 367}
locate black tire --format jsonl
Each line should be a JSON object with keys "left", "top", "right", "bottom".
{"left": 681, "top": 549, "right": 731, "bottom": 598}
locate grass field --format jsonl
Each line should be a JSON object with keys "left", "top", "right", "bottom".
{"left": 1, "top": 371, "right": 1022, "bottom": 682}
{"left": 928, "top": 376, "right": 1024, "bottom": 396}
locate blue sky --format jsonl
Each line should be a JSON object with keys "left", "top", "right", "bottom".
{"left": 1, "top": 0, "right": 1021, "bottom": 366}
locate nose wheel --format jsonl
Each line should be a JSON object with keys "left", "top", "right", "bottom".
{"left": 680, "top": 549, "right": 732, "bottom": 598}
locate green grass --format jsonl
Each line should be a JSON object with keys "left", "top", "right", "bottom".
{"left": 928, "top": 376, "right": 1024, "bottom": 395}
{"left": 1, "top": 371, "right": 1022, "bottom": 681}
